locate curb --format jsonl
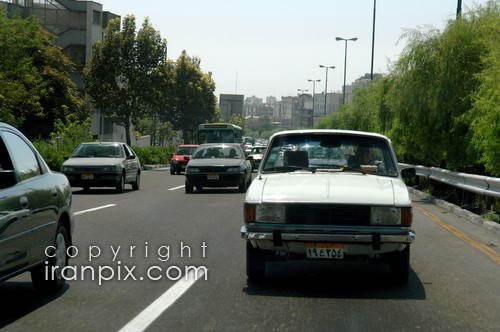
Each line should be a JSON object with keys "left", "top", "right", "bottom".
{"left": 143, "top": 164, "right": 170, "bottom": 170}
{"left": 409, "top": 187, "right": 500, "bottom": 237}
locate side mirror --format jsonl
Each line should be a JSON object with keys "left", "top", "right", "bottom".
{"left": 184, "top": 156, "right": 190, "bottom": 161}
{"left": 0, "top": 170, "right": 17, "bottom": 189}
{"left": 401, "top": 167, "right": 416, "bottom": 180}
{"left": 63, "top": 156, "right": 69, "bottom": 160}
{"left": 126, "top": 155, "right": 136, "bottom": 160}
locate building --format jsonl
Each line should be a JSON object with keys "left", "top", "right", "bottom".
{"left": 220, "top": 94, "right": 244, "bottom": 121}
{"left": 313, "top": 92, "right": 342, "bottom": 126}
{"left": 0, "top": 0, "right": 143, "bottom": 143}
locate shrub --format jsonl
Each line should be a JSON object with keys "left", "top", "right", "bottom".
{"left": 132, "top": 146, "right": 175, "bottom": 165}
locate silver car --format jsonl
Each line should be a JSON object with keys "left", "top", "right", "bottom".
{"left": 61, "top": 142, "right": 141, "bottom": 192}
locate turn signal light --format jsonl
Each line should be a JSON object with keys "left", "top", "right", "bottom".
{"left": 244, "top": 204, "right": 256, "bottom": 223}
{"left": 401, "top": 207, "right": 413, "bottom": 226}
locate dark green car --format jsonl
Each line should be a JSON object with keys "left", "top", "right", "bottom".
{"left": 0, "top": 122, "right": 74, "bottom": 292}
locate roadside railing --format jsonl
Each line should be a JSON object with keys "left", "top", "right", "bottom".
{"left": 399, "top": 163, "right": 500, "bottom": 199}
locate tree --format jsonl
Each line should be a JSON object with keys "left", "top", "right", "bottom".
{"left": 169, "top": 51, "right": 216, "bottom": 142}
{"left": 228, "top": 114, "right": 245, "bottom": 129}
{"left": 85, "top": 16, "right": 167, "bottom": 145}
{"left": 0, "top": 10, "right": 83, "bottom": 138}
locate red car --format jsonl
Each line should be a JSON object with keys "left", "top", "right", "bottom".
{"left": 170, "top": 144, "right": 199, "bottom": 175}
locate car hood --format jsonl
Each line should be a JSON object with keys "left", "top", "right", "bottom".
{"left": 246, "top": 173, "right": 411, "bottom": 206}
{"left": 188, "top": 158, "right": 244, "bottom": 167}
{"left": 63, "top": 157, "right": 123, "bottom": 166}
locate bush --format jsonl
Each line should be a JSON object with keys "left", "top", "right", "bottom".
{"left": 133, "top": 146, "right": 175, "bottom": 165}
{"left": 33, "top": 114, "right": 92, "bottom": 171}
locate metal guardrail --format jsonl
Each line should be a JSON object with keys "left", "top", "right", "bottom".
{"left": 399, "top": 163, "right": 500, "bottom": 199}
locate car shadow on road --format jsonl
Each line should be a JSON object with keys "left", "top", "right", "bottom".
{"left": 0, "top": 281, "right": 69, "bottom": 328}
{"left": 243, "top": 261, "right": 426, "bottom": 300}
{"left": 72, "top": 188, "right": 133, "bottom": 195}
{"left": 194, "top": 188, "right": 242, "bottom": 194}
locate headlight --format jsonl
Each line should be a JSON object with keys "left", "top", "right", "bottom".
{"left": 186, "top": 167, "right": 200, "bottom": 173}
{"left": 255, "top": 204, "right": 286, "bottom": 223}
{"left": 370, "top": 207, "right": 401, "bottom": 225}
{"left": 62, "top": 166, "right": 73, "bottom": 172}
{"left": 226, "top": 166, "right": 241, "bottom": 173}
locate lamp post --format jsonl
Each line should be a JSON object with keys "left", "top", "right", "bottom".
{"left": 370, "top": 0, "right": 376, "bottom": 80}
{"left": 335, "top": 36, "right": 357, "bottom": 105}
{"left": 319, "top": 65, "right": 335, "bottom": 116}
{"left": 307, "top": 79, "right": 321, "bottom": 117}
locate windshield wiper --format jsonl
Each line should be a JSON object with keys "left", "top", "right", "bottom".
{"left": 265, "top": 165, "right": 316, "bottom": 174}
{"left": 339, "top": 166, "right": 366, "bottom": 175}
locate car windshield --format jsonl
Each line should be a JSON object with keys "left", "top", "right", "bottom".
{"left": 261, "top": 134, "right": 398, "bottom": 176}
{"left": 71, "top": 144, "right": 124, "bottom": 158}
{"left": 192, "top": 146, "right": 243, "bottom": 159}
{"left": 176, "top": 147, "right": 197, "bottom": 155}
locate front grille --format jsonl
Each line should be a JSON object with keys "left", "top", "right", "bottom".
{"left": 72, "top": 166, "right": 107, "bottom": 172}
{"left": 286, "top": 204, "right": 370, "bottom": 226}
{"left": 199, "top": 167, "right": 229, "bottom": 173}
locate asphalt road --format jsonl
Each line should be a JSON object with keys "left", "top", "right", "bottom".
{"left": 1, "top": 170, "right": 499, "bottom": 332}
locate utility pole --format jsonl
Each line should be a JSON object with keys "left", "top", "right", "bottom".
{"left": 456, "top": 0, "right": 462, "bottom": 19}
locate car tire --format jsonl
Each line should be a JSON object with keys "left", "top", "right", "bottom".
{"left": 116, "top": 173, "right": 125, "bottom": 193}
{"left": 132, "top": 171, "right": 140, "bottom": 190}
{"left": 246, "top": 241, "right": 266, "bottom": 281}
{"left": 31, "top": 225, "right": 69, "bottom": 292}
{"left": 185, "top": 180, "right": 194, "bottom": 194}
{"left": 387, "top": 246, "right": 410, "bottom": 285}
{"left": 170, "top": 168, "right": 175, "bottom": 175}
{"left": 239, "top": 175, "right": 248, "bottom": 193}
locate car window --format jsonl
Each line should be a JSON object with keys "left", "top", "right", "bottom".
{"left": 71, "top": 144, "right": 125, "bottom": 158}
{"left": 192, "top": 146, "right": 244, "bottom": 159}
{"left": 262, "top": 134, "right": 397, "bottom": 176}
{"left": 123, "top": 144, "right": 133, "bottom": 158}
{"left": 2, "top": 131, "right": 41, "bottom": 181}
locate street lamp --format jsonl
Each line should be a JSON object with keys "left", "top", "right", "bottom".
{"left": 307, "top": 79, "right": 321, "bottom": 116}
{"left": 319, "top": 65, "right": 335, "bottom": 116}
{"left": 335, "top": 36, "right": 357, "bottom": 105}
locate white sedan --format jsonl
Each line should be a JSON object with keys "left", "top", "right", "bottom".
{"left": 241, "top": 129, "right": 416, "bottom": 284}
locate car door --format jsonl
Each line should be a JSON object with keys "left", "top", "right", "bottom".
{"left": 0, "top": 130, "right": 58, "bottom": 268}
{"left": 0, "top": 132, "right": 35, "bottom": 277}
{"left": 124, "top": 144, "right": 139, "bottom": 181}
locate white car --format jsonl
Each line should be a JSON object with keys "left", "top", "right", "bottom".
{"left": 247, "top": 145, "right": 267, "bottom": 170}
{"left": 241, "top": 129, "right": 416, "bottom": 284}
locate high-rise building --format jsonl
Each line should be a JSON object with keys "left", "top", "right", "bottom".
{"left": 220, "top": 94, "right": 244, "bottom": 121}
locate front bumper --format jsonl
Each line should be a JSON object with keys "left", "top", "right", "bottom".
{"left": 63, "top": 172, "right": 122, "bottom": 187}
{"left": 241, "top": 225, "right": 415, "bottom": 255}
{"left": 186, "top": 173, "right": 244, "bottom": 187}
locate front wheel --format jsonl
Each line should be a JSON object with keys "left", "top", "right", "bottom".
{"left": 116, "top": 173, "right": 125, "bottom": 193}
{"left": 239, "top": 175, "right": 248, "bottom": 193}
{"left": 185, "top": 180, "right": 193, "bottom": 194}
{"left": 31, "top": 225, "right": 69, "bottom": 292}
{"left": 387, "top": 246, "right": 410, "bottom": 285}
{"left": 246, "top": 242, "right": 267, "bottom": 281}
{"left": 132, "top": 172, "right": 140, "bottom": 190}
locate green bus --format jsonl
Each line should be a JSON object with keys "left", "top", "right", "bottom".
{"left": 197, "top": 123, "right": 243, "bottom": 144}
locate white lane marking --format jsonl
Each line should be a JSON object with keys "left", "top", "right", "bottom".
{"left": 73, "top": 204, "right": 117, "bottom": 216}
{"left": 118, "top": 269, "right": 205, "bottom": 332}
{"left": 168, "top": 185, "right": 185, "bottom": 191}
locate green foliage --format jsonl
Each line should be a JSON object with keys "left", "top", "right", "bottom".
{"left": 227, "top": 114, "right": 245, "bottom": 129}
{"left": 316, "top": 2, "right": 500, "bottom": 175}
{"left": 85, "top": 16, "right": 168, "bottom": 145}
{"left": 133, "top": 146, "right": 174, "bottom": 165}
{"left": 33, "top": 114, "right": 92, "bottom": 170}
{"left": 0, "top": 9, "right": 83, "bottom": 138}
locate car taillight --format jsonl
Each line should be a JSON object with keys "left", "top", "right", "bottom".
{"left": 244, "top": 204, "right": 256, "bottom": 223}
{"left": 401, "top": 207, "right": 413, "bottom": 226}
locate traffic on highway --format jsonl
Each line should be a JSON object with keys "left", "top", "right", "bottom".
{"left": 1, "top": 122, "right": 499, "bottom": 331}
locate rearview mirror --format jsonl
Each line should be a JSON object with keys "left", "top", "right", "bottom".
{"left": 0, "top": 170, "right": 17, "bottom": 189}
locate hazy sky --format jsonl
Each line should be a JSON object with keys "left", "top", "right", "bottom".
{"left": 96, "top": 0, "right": 487, "bottom": 99}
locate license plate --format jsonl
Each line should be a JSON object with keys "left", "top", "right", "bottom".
{"left": 81, "top": 173, "right": 94, "bottom": 180}
{"left": 305, "top": 243, "right": 344, "bottom": 259}
{"left": 207, "top": 174, "right": 219, "bottom": 180}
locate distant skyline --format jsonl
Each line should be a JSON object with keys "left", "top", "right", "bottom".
{"left": 97, "top": 0, "right": 488, "bottom": 99}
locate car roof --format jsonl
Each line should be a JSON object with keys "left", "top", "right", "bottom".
{"left": 269, "top": 129, "right": 391, "bottom": 142}
{"left": 198, "top": 143, "right": 242, "bottom": 147}
{"left": 79, "top": 142, "right": 123, "bottom": 146}
{"left": 178, "top": 144, "right": 199, "bottom": 147}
